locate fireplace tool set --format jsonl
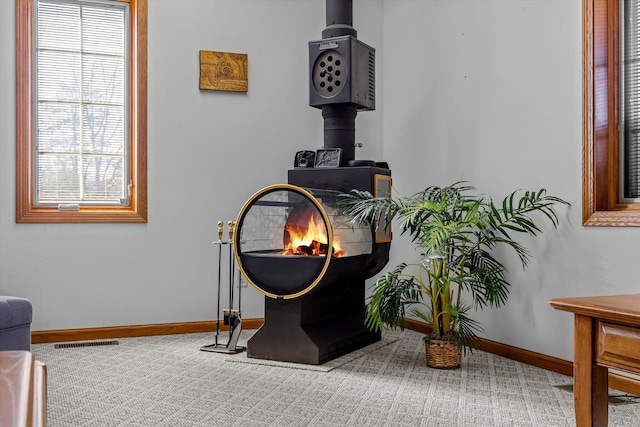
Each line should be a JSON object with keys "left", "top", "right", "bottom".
{"left": 200, "top": 221, "right": 245, "bottom": 354}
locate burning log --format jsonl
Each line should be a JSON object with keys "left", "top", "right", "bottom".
{"left": 282, "top": 240, "right": 344, "bottom": 257}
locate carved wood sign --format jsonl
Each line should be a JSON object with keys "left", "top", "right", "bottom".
{"left": 199, "top": 50, "right": 248, "bottom": 92}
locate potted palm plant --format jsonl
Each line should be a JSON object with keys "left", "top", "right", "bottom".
{"left": 340, "top": 181, "right": 569, "bottom": 368}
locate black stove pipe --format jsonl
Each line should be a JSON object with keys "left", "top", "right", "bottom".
{"left": 322, "top": 0, "right": 357, "bottom": 38}
{"left": 322, "top": 105, "right": 357, "bottom": 166}
{"left": 322, "top": 0, "right": 357, "bottom": 166}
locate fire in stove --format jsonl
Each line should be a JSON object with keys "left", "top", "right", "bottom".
{"left": 282, "top": 209, "right": 344, "bottom": 257}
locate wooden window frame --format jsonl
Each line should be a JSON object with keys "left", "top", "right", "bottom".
{"left": 16, "top": 0, "right": 147, "bottom": 223}
{"left": 583, "top": 0, "right": 640, "bottom": 226}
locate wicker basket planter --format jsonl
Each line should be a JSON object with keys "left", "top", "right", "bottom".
{"left": 425, "top": 339, "right": 461, "bottom": 369}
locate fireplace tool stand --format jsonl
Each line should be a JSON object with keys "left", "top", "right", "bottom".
{"left": 201, "top": 221, "right": 245, "bottom": 354}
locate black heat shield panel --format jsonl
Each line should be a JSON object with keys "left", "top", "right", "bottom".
{"left": 288, "top": 165, "right": 389, "bottom": 194}
{"left": 240, "top": 252, "right": 370, "bottom": 298}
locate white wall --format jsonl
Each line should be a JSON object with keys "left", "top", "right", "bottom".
{"left": 383, "top": 0, "right": 640, "bottom": 362}
{"left": 1, "top": 0, "right": 636, "bottom": 363}
{"left": 0, "top": 0, "right": 383, "bottom": 330}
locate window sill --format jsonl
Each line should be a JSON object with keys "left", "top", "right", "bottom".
{"left": 16, "top": 207, "right": 147, "bottom": 224}
{"left": 583, "top": 210, "right": 640, "bottom": 227}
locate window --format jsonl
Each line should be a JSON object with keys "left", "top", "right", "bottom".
{"left": 621, "top": 0, "right": 640, "bottom": 199}
{"left": 16, "top": 0, "right": 147, "bottom": 223}
{"left": 584, "top": 0, "right": 640, "bottom": 225}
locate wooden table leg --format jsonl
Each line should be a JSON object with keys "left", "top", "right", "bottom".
{"left": 574, "top": 314, "right": 609, "bottom": 426}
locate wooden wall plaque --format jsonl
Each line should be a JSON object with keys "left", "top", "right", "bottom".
{"left": 199, "top": 50, "right": 248, "bottom": 92}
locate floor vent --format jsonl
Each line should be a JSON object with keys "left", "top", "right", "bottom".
{"left": 54, "top": 340, "right": 119, "bottom": 349}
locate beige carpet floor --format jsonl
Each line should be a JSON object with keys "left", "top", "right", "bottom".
{"left": 32, "top": 328, "right": 640, "bottom": 426}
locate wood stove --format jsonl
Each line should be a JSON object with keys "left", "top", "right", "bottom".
{"left": 233, "top": 167, "right": 390, "bottom": 365}
{"left": 231, "top": 0, "right": 391, "bottom": 365}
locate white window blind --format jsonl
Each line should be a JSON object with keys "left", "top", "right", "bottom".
{"left": 35, "top": 0, "right": 129, "bottom": 206}
{"left": 622, "top": 0, "right": 640, "bottom": 199}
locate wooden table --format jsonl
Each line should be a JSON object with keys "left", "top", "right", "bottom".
{"left": 549, "top": 294, "right": 640, "bottom": 427}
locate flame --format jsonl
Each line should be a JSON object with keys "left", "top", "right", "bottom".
{"left": 282, "top": 212, "right": 344, "bottom": 257}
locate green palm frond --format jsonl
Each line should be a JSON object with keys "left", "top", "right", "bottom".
{"left": 450, "top": 303, "right": 483, "bottom": 353}
{"left": 488, "top": 189, "right": 568, "bottom": 239}
{"left": 365, "top": 263, "right": 423, "bottom": 332}
{"left": 339, "top": 190, "right": 397, "bottom": 231}
{"left": 457, "top": 248, "right": 510, "bottom": 309}
{"left": 409, "top": 307, "right": 435, "bottom": 326}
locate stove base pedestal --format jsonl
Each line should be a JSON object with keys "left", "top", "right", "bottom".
{"left": 247, "top": 280, "right": 380, "bottom": 365}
